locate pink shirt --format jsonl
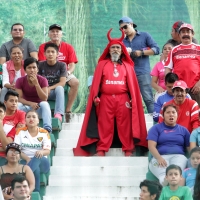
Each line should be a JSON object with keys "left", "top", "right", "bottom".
{"left": 151, "top": 61, "right": 166, "bottom": 90}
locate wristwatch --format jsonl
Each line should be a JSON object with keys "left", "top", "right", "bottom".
{"left": 141, "top": 50, "right": 144, "bottom": 56}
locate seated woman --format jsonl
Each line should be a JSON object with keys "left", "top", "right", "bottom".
{"left": 14, "top": 110, "right": 51, "bottom": 192}
{"left": 0, "top": 45, "right": 25, "bottom": 103}
{"left": 148, "top": 104, "right": 190, "bottom": 185}
{"left": 0, "top": 142, "right": 34, "bottom": 200}
{"left": 151, "top": 42, "right": 174, "bottom": 96}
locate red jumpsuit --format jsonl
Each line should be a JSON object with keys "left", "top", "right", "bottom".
{"left": 96, "top": 61, "right": 133, "bottom": 151}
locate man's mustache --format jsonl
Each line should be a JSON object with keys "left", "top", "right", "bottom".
{"left": 182, "top": 35, "right": 190, "bottom": 39}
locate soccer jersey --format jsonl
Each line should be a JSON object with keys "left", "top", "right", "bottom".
{"left": 100, "top": 61, "right": 128, "bottom": 94}
{"left": 14, "top": 127, "right": 51, "bottom": 158}
{"left": 182, "top": 167, "right": 196, "bottom": 188}
{"left": 165, "top": 43, "right": 200, "bottom": 88}
{"left": 159, "top": 186, "right": 193, "bottom": 200}
{"left": 38, "top": 41, "right": 78, "bottom": 70}
{"left": 158, "top": 98, "right": 199, "bottom": 133}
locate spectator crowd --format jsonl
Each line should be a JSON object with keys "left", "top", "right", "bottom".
{"left": 0, "top": 17, "right": 200, "bottom": 200}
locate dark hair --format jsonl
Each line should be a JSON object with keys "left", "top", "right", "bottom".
{"left": 4, "top": 90, "right": 19, "bottom": 102}
{"left": 162, "top": 42, "right": 174, "bottom": 53}
{"left": 163, "top": 104, "right": 177, "bottom": 116}
{"left": 165, "top": 72, "right": 179, "bottom": 84}
{"left": 24, "top": 57, "right": 39, "bottom": 70}
{"left": 10, "top": 45, "right": 24, "bottom": 54}
{"left": 44, "top": 43, "right": 59, "bottom": 52}
{"left": 193, "top": 164, "right": 200, "bottom": 200}
{"left": 166, "top": 164, "right": 182, "bottom": 175}
{"left": 11, "top": 175, "right": 29, "bottom": 190}
{"left": 11, "top": 23, "right": 24, "bottom": 31}
{"left": 140, "top": 180, "right": 162, "bottom": 200}
{"left": 0, "top": 102, "right": 6, "bottom": 112}
{"left": 190, "top": 147, "right": 200, "bottom": 157}
{"left": 25, "top": 110, "right": 39, "bottom": 118}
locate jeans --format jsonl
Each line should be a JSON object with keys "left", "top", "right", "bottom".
{"left": 0, "top": 87, "right": 9, "bottom": 103}
{"left": 18, "top": 101, "right": 52, "bottom": 132}
{"left": 136, "top": 74, "right": 154, "bottom": 113}
{"left": 21, "top": 157, "right": 50, "bottom": 192}
{"left": 48, "top": 86, "right": 64, "bottom": 115}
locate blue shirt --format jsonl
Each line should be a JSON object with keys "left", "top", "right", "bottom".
{"left": 123, "top": 31, "right": 160, "bottom": 75}
{"left": 190, "top": 127, "right": 200, "bottom": 146}
{"left": 147, "top": 122, "right": 190, "bottom": 155}
{"left": 182, "top": 167, "right": 196, "bottom": 188}
{"left": 153, "top": 92, "right": 191, "bottom": 122}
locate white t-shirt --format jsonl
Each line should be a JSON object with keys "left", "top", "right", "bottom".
{"left": 14, "top": 127, "right": 51, "bottom": 158}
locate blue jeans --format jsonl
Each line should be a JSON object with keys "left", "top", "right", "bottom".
{"left": 48, "top": 86, "right": 64, "bottom": 115}
{"left": 136, "top": 74, "right": 154, "bottom": 113}
{"left": 21, "top": 157, "right": 50, "bottom": 192}
{"left": 18, "top": 101, "right": 52, "bottom": 132}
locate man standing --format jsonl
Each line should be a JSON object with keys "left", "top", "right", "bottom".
{"left": 38, "top": 24, "right": 79, "bottom": 122}
{"left": 0, "top": 23, "right": 38, "bottom": 64}
{"left": 73, "top": 28, "right": 147, "bottom": 156}
{"left": 15, "top": 57, "right": 52, "bottom": 133}
{"left": 38, "top": 43, "right": 67, "bottom": 122}
{"left": 119, "top": 17, "right": 160, "bottom": 113}
{"left": 159, "top": 80, "right": 199, "bottom": 133}
{"left": 11, "top": 176, "right": 30, "bottom": 200}
{"left": 165, "top": 23, "right": 200, "bottom": 106}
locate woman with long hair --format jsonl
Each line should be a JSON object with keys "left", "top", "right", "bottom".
{"left": 0, "top": 142, "right": 34, "bottom": 200}
{"left": 14, "top": 110, "right": 51, "bottom": 192}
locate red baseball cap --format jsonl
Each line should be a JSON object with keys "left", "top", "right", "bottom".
{"left": 172, "top": 80, "right": 188, "bottom": 90}
{"left": 178, "top": 23, "right": 194, "bottom": 33}
{"left": 172, "top": 21, "right": 184, "bottom": 32}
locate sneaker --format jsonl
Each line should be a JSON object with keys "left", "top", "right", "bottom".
{"left": 96, "top": 150, "right": 105, "bottom": 156}
{"left": 125, "top": 151, "right": 133, "bottom": 157}
{"left": 65, "top": 112, "right": 72, "bottom": 123}
{"left": 54, "top": 113, "right": 62, "bottom": 122}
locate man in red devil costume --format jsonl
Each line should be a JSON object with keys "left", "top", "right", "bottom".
{"left": 73, "top": 29, "right": 147, "bottom": 156}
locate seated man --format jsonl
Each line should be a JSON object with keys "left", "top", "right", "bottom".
{"left": 38, "top": 43, "right": 67, "bottom": 122}
{"left": 0, "top": 90, "right": 25, "bottom": 165}
{"left": 153, "top": 72, "right": 190, "bottom": 122}
{"left": 159, "top": 80, "right": 199, "bottom": 133}
{"left": 15, "top": 57, "right": 52, "bottom": 133}
{"left": 38, "top": 24, "right": 79, "bottom": 122}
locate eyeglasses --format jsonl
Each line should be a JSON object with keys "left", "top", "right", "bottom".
{"left": 119, "top": 24, "right": 130, "bottom": 30}
{"left": 12, "top": 29, "right": 24, "bottom": 32}
{"left": 8, "top": 149, "right": 20, "bottom": 155}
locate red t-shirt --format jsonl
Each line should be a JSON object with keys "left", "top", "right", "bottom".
{"left": 100, "top": 61, "right": 128, "bottom": 94}
{"left": 38, "top": 41, "right": 78, "bottom": 70}
{"left": 158, "top": 98, "right": 199, "bottom": 133}
{"left": 165, "top": 43, "right": 200, "bottom": 88}
{"left": 0, "top": 110, "right": 25, "bottom": 157}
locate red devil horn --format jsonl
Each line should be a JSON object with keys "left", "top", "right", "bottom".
{"left": 119, "top": 28, "right": 125, "bottom": 41}
{"left": 107, "top": 28, "right": 113, "bottom": 42}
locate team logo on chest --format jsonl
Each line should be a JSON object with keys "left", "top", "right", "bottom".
{"left": 37, "top": 137, "right": 43, "bottom": 142}
{"left": 186, "top": 111, "right": 189, "bottom": 116}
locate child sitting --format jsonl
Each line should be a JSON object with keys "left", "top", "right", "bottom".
{"left": 159, "top": 164, "right": 193, "bottom": 200}
{"left": 180, "top": 147, "right": 200, "bottom": 192}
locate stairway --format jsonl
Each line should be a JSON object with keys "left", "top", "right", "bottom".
{"left": 43, "top": 114, "right": 153, "bottom": 200}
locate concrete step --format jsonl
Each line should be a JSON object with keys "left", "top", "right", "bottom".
{"left": 62, "top": 123, "right": 82, "bottom": 130}
{"left": 52, "top": 157, "right": 148, "bottom": 166}
{"left": 48, "top": 175, "right": 145, "bottom": 186}
{"left": 45, "top": 186, "right": 141, "bottom": 197}
{"left": 59, "top": 130, "right": 80, "bottom": 139}
{"left": 50, "top": 166, "right": 148, "bottom": 176}
{"left": 66, "top": 113, "right": 85, "bottom": 123}
{"left": 57, "top": 138, "right": 77, "bottom": 148}
{"left": 44, "top": 197, "right": 139, "bottom": 200}
{"left": 55, "top": 148, "right": 130, "bottom": 156}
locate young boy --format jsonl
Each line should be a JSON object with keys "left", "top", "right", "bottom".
{"left": 0, "top": 90, "right": 25, "bottom": 165}
{"left": 38, "top": 43, "right": 67, "bottom": 122}
{"left": 159, "top": 164, "right": 193, "bottom": 200}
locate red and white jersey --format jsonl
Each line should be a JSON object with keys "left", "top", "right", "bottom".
{"left": 100, "top": 61, "right": 128, "bottom": 94}
{"left": 165, "top": 43, "right": 200, "bottom": 88}
{"left": 159, "top": 98, "right": 199, "bottom": 133}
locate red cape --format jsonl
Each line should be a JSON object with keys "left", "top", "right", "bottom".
{"left": 73, "top": 59, "right": 147, "bottom": 156}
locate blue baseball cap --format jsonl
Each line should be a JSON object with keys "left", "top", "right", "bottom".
{"left": 119, "top": 17, "right": 137, "bottom": 28}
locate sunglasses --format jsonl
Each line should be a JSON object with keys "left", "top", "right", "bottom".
{"left": 120, "top": 24, "right": 130, "bottom": 30}
{"left": 12, "top": 29, "right": 24, "bottom": 32}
